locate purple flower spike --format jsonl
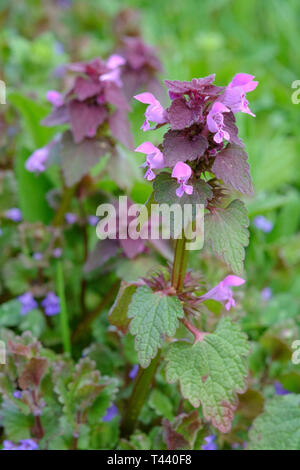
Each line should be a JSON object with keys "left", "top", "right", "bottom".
{"left": 135, "top": 142, "right": 165, "bottom": 181}
{"left": 65, "top": 212, "right": 77, "bottom": 225}
{"left": 129, "top": 364, "right": 139, "bottom": 380}
{"left": 202, "top": 435, "right": 217, "bottom": 451}
{"left": 4, "top": 208, "right": 22, "bottom": 222}
{"left": 221, "top": 73, "right": 258, "bottom": 117}
{"left": 88, "top": 215, "right": 99, "bottom": 226}
{"left": 102, "top": 404, "right": 119, "bottom": 422}
{"left": 253, "top": 215, "right": 273, "bottom": 233}
{"left": 200, "top": 275, "right": 245, "bottom": 311}
{"left": 134, "top": 92, "right": 167, "bottom": 131}
{"left": 171, "top": 162, "right": 193, "bottom": 198}
{"left": 274, "top": 381, "right": 290, "bottom": 396}
{"left": 41, "top": 292, "right": 60, "bottom": 316}
{"left": 18, "top": 292, "right": 38, "bottom": 316}
{"left": 207, "top": 102, "right": 230, "bottom": 143}
{"left": 46, "top": 90, "right": 64, "bottom": 107}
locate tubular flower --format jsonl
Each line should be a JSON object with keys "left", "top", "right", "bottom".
{"left": 134, "top": 92, "right": 167, "bottom": 131}
{"left": 220, "top": 73, "right": 258, "bottom": 117}
{"left": 171, "top": 162, "right": 193, "bottom": 198}
{"left": 200, "top": 275, "right": 245, "bottom": 311}
{"left": 207, "top": 102, "right": 230, "bottom": 143}
{"left": 135, "top": 142, "right": 165, "bottom": 180}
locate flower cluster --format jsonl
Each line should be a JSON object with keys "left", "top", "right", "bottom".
{"left": 26, "top": 54, "right": 133, "bottom": 173}
{"left": 135, "top": 73, "right": 258, "bottom": 198}
{"left": 18, "top": 291, "right": 60, "bottom": 316}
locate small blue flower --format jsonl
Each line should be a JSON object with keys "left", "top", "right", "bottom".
{"left": 4, "top": 208, "right": 22, "bottom": 222}
{"left": 18, "top": 292, "right": 38, "bottom": 316}
{"left": 202, "top": 435, "right": 217, "bottom": 450}
{"left": 102, "top": 404, "right": 118, "bottom": 422}
{"left": 253, "top": 215, "right": 273, "bottom": 233}
{"left": 41, "top": 292, "right": 60, "bottom": 316}
{"left": 129, "top": 364, "right": 139, "bottom": 380}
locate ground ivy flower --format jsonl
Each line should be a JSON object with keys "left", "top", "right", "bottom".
{"left": 46, "top": 90, "right": 64, "bottom": 107}
{"left": 134, "top": 92, "right": 167, "bottom": 131}
{"left": 261, "top": 286, "right": 272, "bottom": 301}
{"left": 202, "top": 435, "right": 217, "bottom": 450}
{"left": 129, "top": 364, "right": 139, "bottom": 380}
{"left": 253, "top": 215, "right": 273, "bottom": 233}
{"left": 42, "top": 292, "right": 60, "bottom": 316}
{"left": 171, "top": 162, "right": 193, "bottom": 197}
{"left": 207, "top": 102, "right": 230, "bottom": 143}
{"left": 52, "top": 248, "right": 62, "bottom": 258}
{"left": 221, "top": 73, "right": 258, "bottom": 117}
{"left": 4, "top": 208, "right": 22, "bottom": 222}
{"left": 2, "top": 439, "right": 38, "bottom": 450}
{"left": 274, "top": 381, "right": 290, "bottom": 396}
{"left": 102, "top": 404, "right": 118, "bottom": 422}
{"left": 33, "top": 252, "right": 43, "bottom": 261}
{"left": 65, "top": 212, "right": 77, "bottom": 225}
{"left": 88, "top": 215, "right": 99, "bottom": 226}
{"left": 18, "top": 292, "right": 38, "bottom": 316}
{"left": 135, "top": 142, "right": 165, "bottom": 180}
{"left": 13, "top": 390, "right": 22, "bottom": 399}
{"left": 200, "top": 275, "right": 245, "bottom": 311}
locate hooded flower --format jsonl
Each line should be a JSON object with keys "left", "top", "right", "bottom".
{"left": 99, "top": 54, "right": 126, "bottom": 87}
{"left": 134, "top": 92, "right": 167, "bottom": 131}
{"left": 25, "top": 147, "right": 50, "bottom": 173}
{"left": 41, "top": 292, "right": 60, "bottom": 316}
{"left": 135, "top": 142, "right": 165, "bottom": 180}
{"left": 171, "top": 162, "right": 193, "bottom": 198}
{"left": 220, "top": 73, "right": 258, "bottom": 117}
{"left": 200, "top": 275, "right": 245, "bottom": 311}
{"left": 274, "top": 381, "right": 290, "bottom": 396}
{"left": 46, "top": 90, "right": 64, "bottom": 107}
{"left": 207, "top": 102, "right": 230, "bottom": 143}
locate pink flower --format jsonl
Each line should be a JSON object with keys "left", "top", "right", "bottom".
{"left": 207, "top": 102, "right": 230, "bottom": 143}
{"left": 200, "top": 275, "right": 245, "bottom": 311}
{"left": 135, "top": 142, "right": 165, "bottom": 181}
{"left": 134, "top": 92, "right": 167, "bottom": 131}
{"left": 46, "top": 90, "right": 64, "bottom": 107}
{"left": 221, "top": 73, "right": 258, "bottom": 117}
{"left": 100, "top": 54, "right": 126, "bottom": 87}
{"left": 171, "top": 162, "right": 193, "bottom": 198}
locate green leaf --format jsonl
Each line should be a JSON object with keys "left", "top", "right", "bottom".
{"left": 1, "top": 401, "right": 33, "bottom": 441}
{"left": 128, "top": 286, "right": 184, "bottom": 368}
{"left": 153, "top": 172, "right": 212, "bottom": 209}
{"left": 15, "top": 148, "right": 54, "bottom": 223}
{"left": 108, "top": 282, "right": 137, "bottom": 333}
{"left": 0, "top": 299, "right": 21, "bottom": 327}
{"left": 165, "top": 317, "right": 250, "bottom": 433}
{"left": 19, "top": 309, "right": 46, "bottom": 338}
{"left": 149, "top": 389, "right": 174, "bottom": 421}
{"left": 204, "top": 199, "right": 249, "bottom": 275}
{"left": 248, "top": 394, "right": 300, "bottom": 450}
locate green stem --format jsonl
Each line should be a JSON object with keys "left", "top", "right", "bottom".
{"left": 120, "top": 234, "right": 189, "bottom": 438}
{"left": 171, "top": 235, "right": 189, "bottom": 291}
{"left": 53, "top": 186, "right": 76, "bottom": 227}
{"left": 56, "top": 260, "right": 71, "bottom": 355}
{"left": 120, "top": 352, "right": 161, "bottom": 438}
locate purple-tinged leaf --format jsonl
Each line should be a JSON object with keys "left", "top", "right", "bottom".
{"left": 60, "top": 130, "right": 111, "bottom": 186}
{"left": 167, "top": 98, "right": 196, "bottom": 130}
{"left": 212, "top": 144, "right": 253, "bottom": 195}
{"left": 163, "top": 130, "right": 208, "bottom": 166}
{"left": 84, "top": 239, "right": 119, "bottom": 273}
{"left": 165, "top": 75, "right": 217, "bottom": 94}
{"left": 69, "top": 100, "right": 108, "bottom": 143}
{"left": 104, "top": 82, "right": 130, "bottom": 110}
{"left": 73, "top": 76, "right": 103, "bottom": 101}
{"left": 41, "top": 105, "right": 70, "bottom": 127}
{"left": 223, "top": 112, "right": 244, "bottom": 147}
{"left": 109, "top": 109, "right": 134, "bottom": 150}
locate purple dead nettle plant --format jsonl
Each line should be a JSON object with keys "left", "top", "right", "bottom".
{"left": 116, "top": 73, "right": 258, "bottom": 437}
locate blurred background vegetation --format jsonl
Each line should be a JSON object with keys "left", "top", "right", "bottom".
{"left": 0, "top": 0, "right": 300, "bottom": 402}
